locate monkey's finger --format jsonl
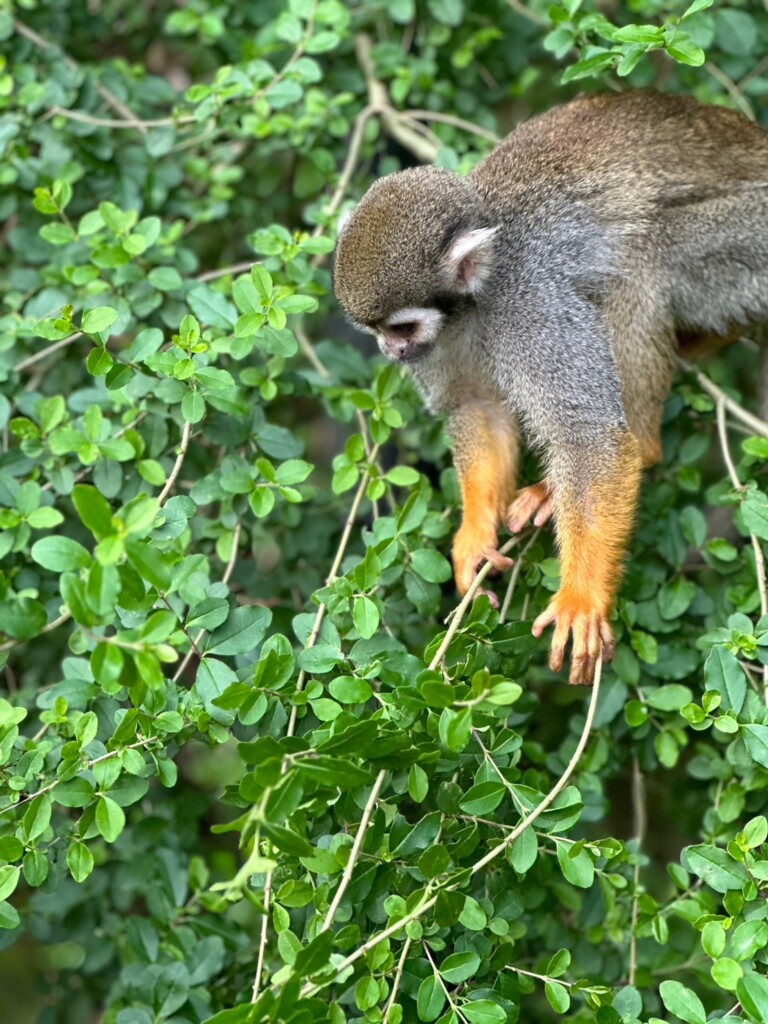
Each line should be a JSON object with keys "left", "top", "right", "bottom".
{"left": 474, "top": 586, "right": 500, "bottom": 609}
{"left": 567, "top": 614, "right": 591, "bottom": 684}
{"left": 532, "top": 604, "right": 558, "bottom": 637}
{"left": 548, "top": 615, "right": 571, "bottom": 673}
{"left": 599, "top": 619, "right": 616, "bottom": 663}
{"left": 507, "top": 484, "right": 550, "bottom": 533}
{"left": 570, "top": 652, "right": 596, "bottom": 686}
{"left": 570, "top": 616, "right": 600, "bottom": 685}
{"left": 533, "top": 496, "right": 555, "bottom": 528}
{"left": 453, "top": 561, "right": 475, "bottom": 597}
{"left": 481, "top": 546, "right": 514, "bottom": 573}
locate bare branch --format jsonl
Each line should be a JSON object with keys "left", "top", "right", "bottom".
{"left": 321, "top": 770, "right": 386, "bottom": 932}
{"left": 14, "top": 333, "right": 84, "bottom": 373}
{"left": 678, "top": 357, "right": 768, "bottom": 438}
{"left": 716, "top": 398, "right": 768, "bottom": 700}
{"left": 158, "top": 420, "right": 193, "bottom": 505}
{"left": 301, "top": 657, "right": 603, "bottom": 996}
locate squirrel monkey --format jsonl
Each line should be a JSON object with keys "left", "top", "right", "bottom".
{"left": 333, "top": 91, "right": 768, "bottom": 685}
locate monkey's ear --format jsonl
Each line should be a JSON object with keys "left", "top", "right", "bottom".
{"left": 444, "top": 226, "right": 499, "bottom": 294}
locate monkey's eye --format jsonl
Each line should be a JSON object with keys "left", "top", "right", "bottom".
{"left": 388, "top": 322, "right": 418, "bottom": 338}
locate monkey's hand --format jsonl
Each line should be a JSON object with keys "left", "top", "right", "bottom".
{"left": 507, "top": 482, "right": 554, "bottom": 533}
{"left": 532, "top": 590, "right": 616, "bottom": 686}
{"left": 453, "top": 524, "right": 514, "bottom": 610}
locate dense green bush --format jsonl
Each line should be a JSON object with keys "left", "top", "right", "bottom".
{"left": 3, "top": 1, "right": 768, "bottom": 1022}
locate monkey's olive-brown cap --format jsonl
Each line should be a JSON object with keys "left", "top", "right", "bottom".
{"left": 333, "top": 166, "right": 489, "bottom": 327}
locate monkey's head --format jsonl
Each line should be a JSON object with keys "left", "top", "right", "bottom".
{"left": 333, "top": 167, "right": 498, "bottom": 364}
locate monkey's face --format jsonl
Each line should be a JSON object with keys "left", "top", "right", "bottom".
{"left": 332, "top": 167, "right": 497, "bottom": 366}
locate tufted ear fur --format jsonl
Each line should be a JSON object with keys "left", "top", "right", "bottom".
{"left": 443, "top": 226, "right": 499, "bottom": 294}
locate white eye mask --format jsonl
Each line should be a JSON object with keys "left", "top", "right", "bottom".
{"left": 383, "top": 307, "right": 444, "bottom": 345}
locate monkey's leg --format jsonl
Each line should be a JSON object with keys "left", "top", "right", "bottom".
{"left": 450, "top": 403, "right": 519, "bottom": 607}
{"left": 532, "top": 429, "right": 642, "bottom": 685}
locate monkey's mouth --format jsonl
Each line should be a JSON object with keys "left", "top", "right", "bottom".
{"left": 382, "top": 340, "right": 434, "bottom": 363}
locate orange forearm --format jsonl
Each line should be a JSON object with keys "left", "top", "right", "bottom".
{"left": 451, "top": 404, "right": 518, "bottom": 595}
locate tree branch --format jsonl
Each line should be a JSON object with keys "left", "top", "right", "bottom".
{"left": 321, "top": 770, "right": 386, "bottom": 932}
{"left": 301, "top": 657, "right": 602, "bottom": 996}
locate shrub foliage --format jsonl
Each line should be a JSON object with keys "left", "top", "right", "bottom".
{"left": 2, "top": 1, "right": 768, "bottom": 1022}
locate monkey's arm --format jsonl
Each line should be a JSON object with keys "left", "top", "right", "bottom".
{"left": 511, "top": 293, "right": 642, "bottom": 684}
{"left": 533, "top": 431, "right": 641, "bottom": 684}
{"left": 450, "top": 402, "right": 519, "bottom": 607}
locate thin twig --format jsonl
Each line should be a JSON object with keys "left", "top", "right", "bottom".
{"left": 505, "top": 0, "right": 547, "bottom": 24}
{"left": 355, "top": 34, "right": 438, "bottom": 164}
{"left": 172, "top": 521, "right": 242, "bottom": 684}
{"left": 46, "top": 105, "right": 194, "bottom": 129}
{"left": 405, "top": 109, "right": 500, "bottom": 144}
{"left": 507, "top": 965, "right": 574, "bottom": 987}
{"left": 704, "top": 62, "right": 755, "bottom": 121}
{"left": 157, "top": 420, "right": 192, "bottom": 505}
{"left": 311, "top": 104, "right": 378, "bottom": 249}
{"left": 0, "top": 611, "right": 72, "bottom": 653}
{"left": 0, "top": 737, "right": 157, "bottom": 814}
{"left": 14, "top": 19, "right": 148, "bottom": 134}
{"left": 428, "top": 537, "right": 519, "bottom": 671}
{"left": 499, "top": 527, "right": 541, "bottom": 622}
{"left": 678, "top": 357, "right": 768, "bottom": 438}
{"left": 321, "top": 770, "right": 386, "bottom": 932}
{"left": 294, "top": 324, "right": 332, "bottom": 378}
{"left": 287, "top": 445, "right": 380, "bottom": 737}
{"left": 301, "top": 658, "right": 602, "bottom": 996}
{"left": 716, "top": 398, "right": 768, "bottom": 699}
{"left": 196, "top": 261, "right": 255, "bottom": 283}
{"left": 13, "top": 333, "right": 83, "bottom": 373}
{"left": 383, "top": 937, "right": 412, "bottom": 1021}
{"left": 251, "top": 872, "right": 273, "bottom": 1002}
{"left": 628, "top": 753, "right": 646, "bottom": 986}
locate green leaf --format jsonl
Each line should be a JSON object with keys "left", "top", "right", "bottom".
{"left": 462, "top": 1001, "right": 506, "bottom": 1024}
{"left": 705, "top": 647, "right": 746, "bottom": 714}
{"left": 0, "top": 866, "right": 20, "bottom": 902}
{"left": 459, "top": 782, "right": 505, "bottom": 816}
{"left": 711, "top": 957, "right": 743, "bottom": 991}
{"left": 22, "top": 793, "right": 52, "bottom": 843}
{"left": 438, "top": 708, "right": 472, "bottom": 752}
{"left": 353, "top": 596, "right": 379, "bottom": 639}
{"left": 0, "top": 901, "right": 20, "bottom": 930}
{"left": 682, "top": 844, "right": 749, "bottom": 893}
{"left": 556, "top": 842, "right": 594, "bottom": 888}
{"left": 547, "top": 948, "right": 571, "bottom": 978}
{"left": 67, "top": 841, "right": 94, "bottom": 883}
{"left": 417, "top": 976, "right": 446, "bottom": 1022}
{"left": 659, "top": 980, "right": 706, "bottom": 1024}
{"left": 72, "top": 485, "right": 114, "bottom": 539}
{"left": 327, "top": 676, "right": 373, "bottom": 704}
{"left": 205, "top": 606, "right": 272, "bottom": 656}
{"left": 737, "top": 971, "right": 768, "bottom": 1023}
{"left": 666, "top": 36, "right": 705, "bottom": 66}
{"left": 95, "top": 796, "right": 126, "bottom": 843}
{"left": 646, "top": 684, "right": 693, "bottom": 711}
{"left": 743, "top": 724, "right": 768, "bottom": 768}
{"left": 682, "top": 0, "right": 712, "bottom": 16}
{"left": 411, "top": 548, "right": 453, "bottom": 583}
{"left": 545, "top": 981, "right": 570, "bottom": 1014}
{"left": 508, "top": 827, "right": 538, "bottom": 873}
{"left": 439, "top": 951, "right": 480, "bottom": 984}
{"left": 187, "top": 286, "right": 237, "bottom": 329}
{"left": 31, "top": 536, "right": 91, "bottom": 572}
{"left": 425, "top": 0, "right": 463, "bottom": 25}
{"left": 81, "top": 306, "right": 118, "bottom": 334}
